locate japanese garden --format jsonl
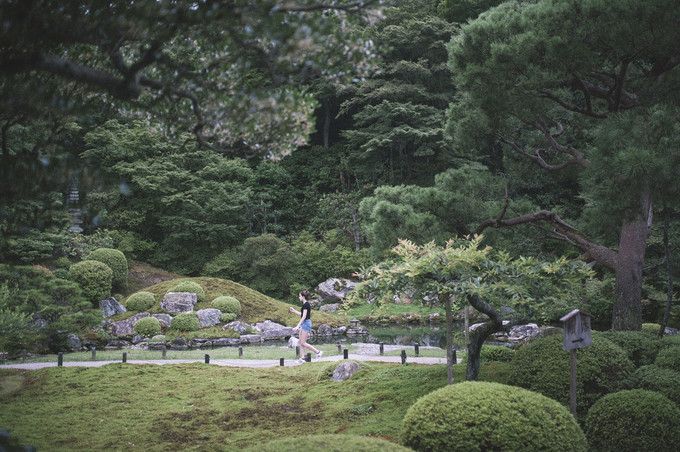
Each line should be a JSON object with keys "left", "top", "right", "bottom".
{"left": 1, "top": 0, "right": 680, "bottom": 450}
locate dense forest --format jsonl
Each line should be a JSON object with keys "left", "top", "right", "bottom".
{"left": 1, "top": 0, "right": 679, "bottom": 352}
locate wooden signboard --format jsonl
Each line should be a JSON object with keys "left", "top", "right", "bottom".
{"left": 560, "top": 309, "right": 593, "bottom": 350}
{"left": 560, "top": 309, "right": 593, "bottom": 416}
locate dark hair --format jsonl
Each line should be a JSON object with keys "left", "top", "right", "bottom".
{"left": 299, "top": 290, "right": 311, "bottom": 301}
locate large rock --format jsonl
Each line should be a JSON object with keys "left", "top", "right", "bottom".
{"left": 109, "top": 312, "right": 150, "bottom": 336}
{"left": 330, "top": 361, "right": 362, "bottom": 382}
{"left": 197, "top": 308, "right": 222, "bottom": 328}
{"left": 254, "top": 320, "right": 294, "bottom": 340}
{"left": 223, "top": 321, "right": 252, "bottom": 335}
{"left": 319, "top": 303, "right": 341, "bottom": 313}
{"left": 316, "top": 324, "right": 333, "bottom": 336}
{"left": 212, "top": 338, "right": 241, "bottom": 347}
{"left": 152, "top": 314, "right": 173, "bottom": 328}
{"left": 99, "top": 297, "right": 127, "bottom": 318}
{"left": 316, "top": 278, "right": 359, "bottom": 303}
{"left": 67, "top": 333, "right": 82, "bottom": 351}
{"left": 239, "top": 334, "right": 263, "bottom": 344}
{"left": 469, "top": 322, "right": 561, "bottom": 347}
{"left": 161, "top": 292, "right": 197, "bottom": 314}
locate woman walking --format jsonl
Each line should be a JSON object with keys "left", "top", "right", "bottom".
{"left": 290, "top": 290, "right": 323, "bottom": 364}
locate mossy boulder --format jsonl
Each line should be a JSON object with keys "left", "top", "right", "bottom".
{"left": 211, "top": 296, "right": 241, "bottom": 316}
{"left": 125, "top": 291, "right": 156, "bottom": 312}
{"left": 133, "top": 317, "right": 162, "bottom": 337}
{"left": 169, "top": 281, "right": 206, "bottom": 304}
{"left": 245, "top": 434, "right": 412, "bottom": 452}
{"left": 68, "top": 260, "right": 113, "bottom": 303}
{"left": 86, "top": 248, "right": 128, "bottom": 292}
{"left": 585, "top": 389, "right": 680, "bottom": 451}
{"left": 171, "top": 313, "right": 200, "bottom": 332}
{"left": 508, "top": 332, "right": 634, "bottom": 415}
{"left": 400, "top": 381, "right": 587, "bottom": 452}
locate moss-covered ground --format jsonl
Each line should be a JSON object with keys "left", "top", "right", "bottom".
{"left": 0, "top": 361, "right": 510, "bottom": 451}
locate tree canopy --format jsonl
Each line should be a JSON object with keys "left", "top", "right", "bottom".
{"left": 0, "top": 0, "right": 384, "bottom": 158}
{"left": 447, "top": 0, "right": 680, "bottom": 330}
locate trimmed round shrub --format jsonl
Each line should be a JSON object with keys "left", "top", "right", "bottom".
{"left": 641, "top": 322, "right": 662, "bottom": 336}
{"left": 221, "top": 312, "right": 237, "bottom": 323}
{"left": 655, "top": 346, "right": 680, "bottom": 371}
{"left": 68, "top": 260, "right": 113, "bottom": 303}
{"left": 508, "top": 332, "right": 634, "bottom": 415}
{"left": 585, "top": 389, "right": 680, "bottom": 451}
{"left": 211, "top": 296, "right": 241, "bottom": 316}
{"left": 133, "top": 317, "right": 162, "bottom": 337}
{"left": 627, "top": 364, "right": 680, "bottom": 406}
{"left": 245, "top": 434, "right": 412, "bottom": 452}
{"left": 125, "top": 291, "right": 156, "bottom": 312}
{"left": 169, "top": 281, "right": 206, "bottom": 304}
{"left": 480, "top": 345, "right": 514, "bottom": 362}
{"left": 400, "top": 381, "right": 587, "bottom": 451}
{"left": 598, "top": 330, "right": 660, "bottom": 366}
{"left": 86, "top": 248, "right": 128, "bottom": 292}
{"left": 171, "top": 313, "right": 200, "bottom": 332}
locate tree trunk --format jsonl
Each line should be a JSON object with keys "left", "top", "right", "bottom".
{"left": 612, "top": 191, "right": 652, "bottom": 330}
{"left": 660, "top": 209, "right": 673, "bottom": 337}
{"left": 445, "top": 294, "right": 454, "bottom": 385}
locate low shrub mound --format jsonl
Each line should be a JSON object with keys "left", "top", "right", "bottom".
{"left": 400, "top": 381, "right": 587, "bottom": 452}
{"left": 125, "top": 291, "right": 156, "bottom": 312}
{"left": 598, "top": 330, "right": 660, "bottom": 366}
{"left": 655, "top": 346, "right": 680, "bottom": 371}
{"left": 133, "top": 317, "right": 162, "bottom": 337}
{"left": 169, "top": 281, "right": 206, "bottom": 304}
{"left": 171, "top": 313, "right": 200, "bottom": 332}
{"left": 508, "top": 333, "right": 633, "bottom": 415}
{"left": 211, "top": 296, "right": 241, "bottom": 316}
{"left": 641, "top": 322, "right": 663, "bottom": 336}
{"left": 626, "top": 364, "right": 680, "bottom": 406}
{"left": 480, "top": 345, "right": 514, "bottom": 362}
{"left": 86, "top": 248, "right": 128, "bottom": 292}
{"left": 68, "top": 260, "right": 113, "bottom": 303}
{"left": 585, "top": 389, "right": 680, "bottom": 451}
{"left": 245, "top": 434, "right": 412, "bottom": 452}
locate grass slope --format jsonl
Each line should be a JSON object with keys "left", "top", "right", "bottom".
{"left": 0, "top": 362, "right": 510, "bottom": 451}
{"left": 118, "top": 276, "right": 346, "bottom": 329}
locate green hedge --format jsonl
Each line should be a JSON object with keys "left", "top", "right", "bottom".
{"left": 400, "top": 381, "right": 587, "bottom": 451}
{"left": 244, "top": 434, "right": 412, "bottom": 452}
{"left": 479, "top": 345, "right": 514, "bottom": 362}
{"left": 211, "top": 296, "right": 241, "bottom": 316}
{"left": 125, "top": 291, "right": 156, "bottom": 312}
{"left": 86, "top": 248, "right": 128, "bottom": 292}
{"left": 655, "top": 346, "right": 680, "bottom": 372}
{"left": 68, "top": 260, "right": 113, "bottom": 303}
{"left": 171, "top": 313, "right": 200, "bottom": 332}
{"left": 585, "top": 389, "right": 680, "bottom": 451}
{"left": 597, "top": 330, "right": 660, "bottom": 366}
{"left": 626, "top": 364, "right": 680, "bottom": 406}
{"left": 508, "top": 333, "right": 633, "bottom": 415}
{"left": 170, "top": 281, "right": 206, "bottom": 304}
{"left": 133, "top": 317, "right": 162, "bottom": 337}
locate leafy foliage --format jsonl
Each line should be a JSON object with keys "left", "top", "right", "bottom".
{"left": 85, "top": 248, "right": 128, "bottom": 293}
{"left": 125, "top": 292, "right": 156, "bottom": 312}
{"left": 597, "top": 330, "right": 660, "bottom": 367}
{"left": 211, "top": 296, "right": 241, "bottom": 317}
{"left": 655, "top": 346, "right": 680, "bottom": 372}
{"left": 400, "top": 381, "right": 587, "bottom": 451}
{"left": 625, "top": 365, "right": 680, "bottom": 406}
{"left": 68, "top": 260, "right": 113, "bottom": 304}
{"left": 133, "top": 317, "right": 162, "bottom": 338}
{"left": 171, "top": 313, "right": 200, "bottom": 332}
{"left": 585, "top": 390, "right": 680, "bottom": 452}
{"left": 508, "top": 333, "right": 634, "bottom": 416}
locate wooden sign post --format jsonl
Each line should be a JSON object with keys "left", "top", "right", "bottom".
{"left": 560, "top": 309, "right": 593, "bottom": 416}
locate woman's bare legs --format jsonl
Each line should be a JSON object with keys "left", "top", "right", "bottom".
{"left": 299, "top": 329, "right": 319, "bottom": 355}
